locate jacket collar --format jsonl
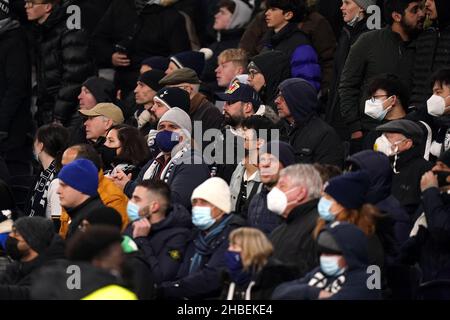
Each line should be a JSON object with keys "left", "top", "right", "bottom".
{"left": 286, "top": 198, "right": 319, "bottom": 224}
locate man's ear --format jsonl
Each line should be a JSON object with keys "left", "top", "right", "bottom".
{"left": 44, "top": 3, "right": 53, "bottom": 14}
{"left": 150, "top": 201, "right": 160, "bottom": 214}
{"left": 244, "top": 102, "right": 253, "bottom": 114}
{"left": 404, "top": 138, "right": 414, "bottom": 150}
{"left": 284, "top": 10, "right": 294, "bottom": 21}
{"left": 392, "top": 11, "right": 402, "bottom": 23}
{"left": 105, "top": 119, "right": 114, "bottom": 131}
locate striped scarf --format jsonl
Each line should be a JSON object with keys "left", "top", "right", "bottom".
{"left": 189, "top": 215, "right": 233, "bottom": 274}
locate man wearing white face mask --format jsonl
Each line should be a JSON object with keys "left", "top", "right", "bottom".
{"left": 363, "top": 74, "right": 409, "bottom": 149}
{"left": 426, "top": 69, "right": 450, "bottom": 157}
{"left": 160, "top": 177, "right": 245, "bottom": 299}
{"left": 375, "top": 119, "right": 432, "bottom": 215}
{"left": 268, "top": 164, "right": 323, "bottom": 277}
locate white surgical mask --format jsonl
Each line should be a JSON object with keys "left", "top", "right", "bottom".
{"left": 267, "top": 187, "right": 298, "bottom": 215}
{"left": 373, "top": 134, "right": 404, "bottom": 157}
{"left": 364, "top": 97, "right": 392, "bottom": 121}
{"left": 427, "top": 94, "right": 449, "bottom": 117}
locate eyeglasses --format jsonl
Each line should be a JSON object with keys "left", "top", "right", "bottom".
{"left": 24, "top": 0, "right": 48, "bottom": 8}
{"left": 248, "top": 69, "right": 260, "bottom": 79}
{"left": 370, "top": 95, "right": 389, "bottom": 103}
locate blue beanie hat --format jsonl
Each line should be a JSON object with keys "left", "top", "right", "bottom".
{"left": 58, "top": 159, "right": 99, "bottom": 197}
{"left": 260, "top": 140, "right": 296, "bottom": 168}
{"left": 324, "top": 171, "right": 371, "bottom": 209}
{"left": 170, "top": 51, "right": 205, "bottom": 77}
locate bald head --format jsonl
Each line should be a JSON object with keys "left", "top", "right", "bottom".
{"left": 62, "top": 147, "right": 79, "bottom": 166}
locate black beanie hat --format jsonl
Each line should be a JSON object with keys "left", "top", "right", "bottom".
{"left": 14, "top": 217, "right": 55, "bottom": 254}
{"left": 82, "top": 77, "right": 116, "bottom": 104}
{"left": 138, "top": 70, "right": 166, "bottom": 91}
{"left": 154, "top": 87, "right": 191, "bottom": 114}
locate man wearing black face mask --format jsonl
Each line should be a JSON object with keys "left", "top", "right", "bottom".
{"left": 400, "top": 150, "right": 450, "bottom": 283}
{"left": 0, "top": 216, "right": 65, "bottom": 300}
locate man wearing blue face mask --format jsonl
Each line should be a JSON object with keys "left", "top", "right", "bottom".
{"left": 268, "top": 164, "right": 323, "bottom": 277}
{"left": 123, "top": 180, "right": 191, "bottom": 284}
{"left": 159, "top": 177, "right": 245, "bottom": 299}
{"left": 113, "top": 107, "right": 210, "bottom": 210}
{"left": 272, "top": 222, "right": 382, "bottom": 300}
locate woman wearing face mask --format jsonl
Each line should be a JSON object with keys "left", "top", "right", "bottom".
{"left": 159, "top": 177, "right": 246, "bottom": 299}
{"left": 25, "top": 124, "right": 69, "bottom": 219}
{"left": 314, "top": 171, "right": 385, "bottom": 275}
{"left": 104, "top": 124, "right": 150, "bottom": 180}
{"left": 221, "top": 227, "right": 298, "bottom": 300}
{"left": 326, "top": 0, "right": 376, "bottom": 141}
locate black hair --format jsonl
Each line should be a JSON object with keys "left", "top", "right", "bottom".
{"left": 85, "top": 207, "right": 123, "bottom": 231}
{"left": 367, "top": 73, "right": 409, "bottom": 110}
{"left": 35, "top": 124, "right": 70, "bottom": 170}
{"left": 108, "top": 124, "right": 150, "bottom": 166}
{"left": 242, "top": 115, "right": 277, "bottom": 141}
{"left": 218, "top": 0, "right": 237, "bottom": 13}
{"left": 384, "top": 0, "right": 418, "bottom": 25}
{"left": 136, "top": 180, "right": 171, "bottom": 214}
{"left": 431, "top": 68, "right": 450, "bottom": 89}
{"left": 66, "top": 225, "right": 123, "bottom": 262}
{"left": 72, "top": 144, "right": 103, "bottom": 171}
{"left": 266, "top": 0, "right": 306, "bottom": 23}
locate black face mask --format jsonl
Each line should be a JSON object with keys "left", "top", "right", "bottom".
{"left": 100, "top": 145, "right": 118, "bottom": 169}
{"left": 435, "top": 171, "right": 450, "bottom": 187}
{"left": 5, "top": 237, "right": 24, "bottom": 261}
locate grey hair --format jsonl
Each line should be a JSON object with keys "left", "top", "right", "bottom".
{"left": 279, "top": 164, "right": 323, "bottom": 200}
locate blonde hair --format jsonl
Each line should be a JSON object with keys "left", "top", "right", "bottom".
{"left": 229, "top": 227, "right": 273, "bottom": 272}
{"left": 218, "top": 49, "right": 248, "bottom": 68}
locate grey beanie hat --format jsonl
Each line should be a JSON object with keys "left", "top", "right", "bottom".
{"left": 14, "top": 217, "right": 55, "bottom": 254}
{"left": 158, "top": 107, "right": 192, "bottom": 135}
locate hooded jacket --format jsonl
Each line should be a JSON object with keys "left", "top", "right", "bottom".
{"left": 251, "top": 50, "right": 291, "bottom": 107}
{"left": 272, "top": 222, "right": 382, "bottom": 300}
{"left": 261, "top": 22, "right": 321, "bottom": 92}
{"left": 411, "top": 0, "right": 450, "bottom": 107}
{"left": 123, "top": 203, "right": 192, "bottom": 284}
{"left": 279, "top": 78, "right": 344, "bottom": 167}
{"left": 0, "top": 19, "right": 32, "bottom": 152}
{"left": 32, "top": 2, "right": 96, "bottom": 126}
{"left": 0, "top": 234, "right": 65, "bottom": 300}
{"left": 346, "top": 151, "right": 411, "bottom": 245}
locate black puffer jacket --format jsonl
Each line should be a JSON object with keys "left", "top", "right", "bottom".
{"left": 410, "top": 0, "right": 450, "bottom": 107}
{"left": 91, "top": 0, "right": 190, "bottom": 94}
{"left": 326, "top": 19, "right": 369, "bottom": 140}
{"left": 0, "top": 20, "right": 32, "bottom": 151}
{"left": 32, "top": 3, "right": 96, "bottom": 126}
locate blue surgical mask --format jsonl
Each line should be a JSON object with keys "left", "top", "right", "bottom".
{"left": 127, "top": 201, "right": 140, "bottom": 222}
{"left": 318, "top": 197, "right": 336, "bottom": 222}
{"left": 191, "top": 206, "right": 215, "bottom": 230}
{"left": 320, "top": 255, "right": 345, "bottom": 277}
{"left": 155, "top": 130, "right": 180, "bottom": 153}
{"left": 224, "top": 250, "right": 251, "bottom": 285}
